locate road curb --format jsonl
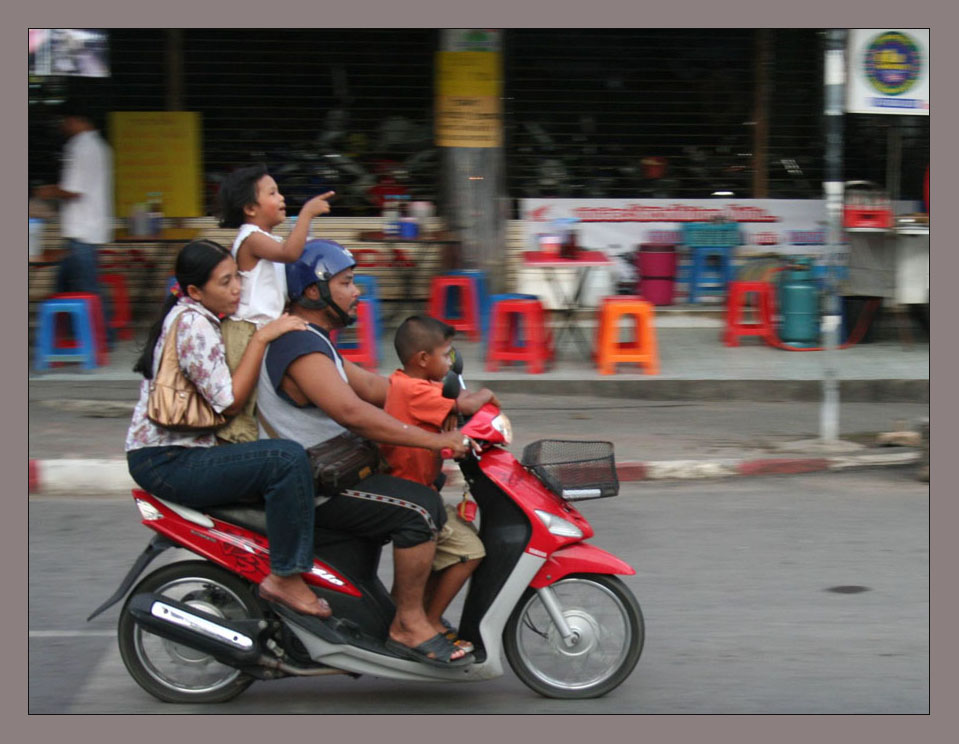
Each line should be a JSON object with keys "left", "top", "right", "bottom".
{"left": 27, "top": 450, "right": 920, "bottom": 495}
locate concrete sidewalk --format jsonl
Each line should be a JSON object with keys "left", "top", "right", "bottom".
{"left": 28, "top": 309, "right": 929, "bottom": 495}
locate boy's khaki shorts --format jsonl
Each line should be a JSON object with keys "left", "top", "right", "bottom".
{"left": 216, "top": 318, "right": 259, "bottom": 444}
{"left": 433, "top": 504, "right": 485, "bottom": 572}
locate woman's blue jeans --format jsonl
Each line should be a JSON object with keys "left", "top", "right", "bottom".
{"left": 127, "top": 440, "right": 315, "bottom": 576}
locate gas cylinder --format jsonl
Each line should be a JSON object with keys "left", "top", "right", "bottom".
{"left": 778, "top": 258, "right": 820, "bottom": 348}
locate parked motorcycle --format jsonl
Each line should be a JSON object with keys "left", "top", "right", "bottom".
{"left": 89, "top": 357, "right": 644, "bottom": 703}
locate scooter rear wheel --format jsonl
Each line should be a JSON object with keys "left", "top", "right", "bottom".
{"left": 503, "top": 574, "right": 643, "bottom": 699}
{"left": 117, "top": 561, "right": 261, "bottom": 704}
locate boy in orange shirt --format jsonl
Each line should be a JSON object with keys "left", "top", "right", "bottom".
{"left": 380, "top": 315, "right": 498, "bottom": 652}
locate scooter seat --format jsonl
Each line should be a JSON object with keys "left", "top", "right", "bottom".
{"left": 205, "top": 503, "right": 270, "bottom": 535}
{"left": 204, "top": 494, "right": 329, "bottom": 536}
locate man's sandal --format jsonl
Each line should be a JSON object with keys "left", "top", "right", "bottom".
{"left": 384, "top": 633, "right": 474, "bottom": 668}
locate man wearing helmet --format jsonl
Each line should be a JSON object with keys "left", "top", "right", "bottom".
{"left": 255, "top": 239, "right": 474, "bottom": 667}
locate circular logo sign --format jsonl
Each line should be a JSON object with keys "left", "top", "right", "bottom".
{"left": 864, "top": 31, "right": 923, "bottom": 95}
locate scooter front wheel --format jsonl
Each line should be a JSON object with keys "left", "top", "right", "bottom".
{"left": 117, "top": 561, "right": 261, "bottom": 704}
{"left": 503, "top": 574, "right": 644, "bottom": 699}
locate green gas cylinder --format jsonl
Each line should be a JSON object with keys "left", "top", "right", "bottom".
{"left": 778, "top": 258, "right": 820, "bottom": 348}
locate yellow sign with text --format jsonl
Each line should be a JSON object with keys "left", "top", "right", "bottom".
{"left": 109, "top": 111, "right": 204, "bottom": 217}
{"left": 435, "top": 51, "right": 502, "bottom": 148}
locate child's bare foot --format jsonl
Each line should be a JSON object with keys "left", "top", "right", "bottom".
{"left": 259, "top": 574, "right": 332, "bottom": 618}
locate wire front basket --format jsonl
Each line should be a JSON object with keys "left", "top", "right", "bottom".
{"left": 521, "top": 439, "right": 619, "bottom": 501}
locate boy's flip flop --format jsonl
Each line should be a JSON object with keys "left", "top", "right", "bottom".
{"left": 440, "top": 616, "right": 475, "bottom": 654}
{"left": 385, "top": 633, "right": 474, "bottom": 668}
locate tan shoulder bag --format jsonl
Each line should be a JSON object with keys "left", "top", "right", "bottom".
{"left": 146, "top": 312, "right": 228, "bottom": 432}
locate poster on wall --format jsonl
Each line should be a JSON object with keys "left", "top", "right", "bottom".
{"left": 109, "top": 111, "right": 204, "bottom": 218}
{"left": 435, "top": 30, "right": 503, "bottom": 148}
{"left": 846, "top": 29, "right": 929, "bottom": 115}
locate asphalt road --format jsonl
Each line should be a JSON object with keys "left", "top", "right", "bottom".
{"left": 29, "top": 468, "right": 928, "bottom": 714}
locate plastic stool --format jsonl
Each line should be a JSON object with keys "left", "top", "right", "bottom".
{"left": 723, "top": 281, "right": 776, "bottom": 347}
{"left": 685, "top": 245, "right": 736, "bottom": 303}
{"left": 488, "top": 293, "right": 537, "bottom": 346}
{"left": 682, "top": 222, "right": 740, "bottom": 304}
{"left": 447, "top": 270, "right": 490, "bottom": 338}
{"left": 486, "top": 298, "right": 553, "bottom": 374}
{"left": 100, "top": 273, "right": 134, "bottom": 340}
{"left": 427, "top": 275, "right": 482, "bottom": 342}
{"left": 35, "top": 296, "right": 102, "bottom": 370}
{"left": 50, "top": 292, "right": 109, "bottom": 365}
{"left": 595, "top": 296, "right": 658, "bottom": 375}
{"left": 353, "top": 275, "right": 383, "bottom": 342}
{"left": 332, "top": 299, "right": 378, "bottom": 369}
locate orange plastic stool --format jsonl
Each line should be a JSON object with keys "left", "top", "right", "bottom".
{"left": 486, "top": 298, "right": 553, "bottom": 374}
{"left": 100, "top": 273, "right": 134, "bottom": 340}
{"left": 332, "top": 299, "right": 378, "bottom": 370}
{"left": 427, "top": 275, "right": 482, "bottom": 342}
{"left": 595, "top": 296, "right": 658, "bottom": 375}
{"left": 723, "top": 281, "right": 775, "bottom": 347}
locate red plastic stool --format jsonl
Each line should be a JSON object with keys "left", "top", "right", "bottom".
{"left": 723, "top": 281, "right": 775, "bottom": 347}
{"left": 595, "top": 296, "right": 658, "bottom": 375}
{"left": 486, "top": 298, "right": 553, "bottom": 374}
{"left": 100, "top": 273, "right": 134, "bottom": 340}
{"left": 49, "top": 292, "right": 109, "bottom": 366}
{"left": 331, "top": 299, "right": 378, "bottom": 370}
{"left": 427, "top": 275, "right": 482, "bottom": 342}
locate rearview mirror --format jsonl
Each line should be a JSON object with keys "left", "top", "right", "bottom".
{"left": 450, "top": 346, "right": 464, "bottom": 376}
{"left": 441, "top": 369, "right": 462, "bottom": 400}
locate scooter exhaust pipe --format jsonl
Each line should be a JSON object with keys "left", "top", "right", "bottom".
{"left": 126, "top": 592, "right": 270, "bottom": 668}
{"left": 126, "top": 593, "right": 355, "bottom": 678}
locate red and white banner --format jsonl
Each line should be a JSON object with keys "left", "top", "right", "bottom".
{"left": 521, "top": 198, "right": 834, "bottom": 256}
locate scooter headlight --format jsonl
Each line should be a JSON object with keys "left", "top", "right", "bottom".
{"left": 535, "top": 509, "right": 583, "bottom": 538}
{"left": 491, "top": 413, "right": 512, "bottom": 444}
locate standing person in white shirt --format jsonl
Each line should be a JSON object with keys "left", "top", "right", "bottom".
{"left": 34, "top": 100, "right": 115, "bottom": 347}
{"left": 214, "top": 163, "right": 334, "bottom": 442}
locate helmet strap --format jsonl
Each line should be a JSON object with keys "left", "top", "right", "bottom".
{"left": 293, "top": 281, "right": 355, "bottom": 327}
{"left": 310, "top": 281, "right": 356, "bottom": 327}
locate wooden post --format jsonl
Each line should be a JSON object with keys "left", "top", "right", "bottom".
{"left": 165, "top": 30, "right": 183, "bottom": 111}
{"left": 752, "top": 29, "right": 771, "bottom": 199}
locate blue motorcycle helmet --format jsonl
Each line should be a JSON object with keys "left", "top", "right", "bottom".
{"left": 286, "top": 239, "right": 357, "bottom": 325}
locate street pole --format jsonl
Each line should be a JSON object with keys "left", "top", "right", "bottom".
{"left": 820, "top": 28, "right": 846, "bottom": 444}
{"left": 438, "top": 30, "right": 508, "bottom": 289}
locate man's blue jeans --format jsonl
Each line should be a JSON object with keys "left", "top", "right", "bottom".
{"left": 56, "top": 239, "right": 115, "bottom": 347}
{"left": 127, "top": 440, "right": 316, "bottom": 576}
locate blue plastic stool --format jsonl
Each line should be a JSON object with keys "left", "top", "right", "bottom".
{"left": 685, "top": 246, "right": 736, "bottom": 303}
{"left": 445, "top": 270, "right": 490, "bottom": 339}
{"left": 34, "top": 297, "right": 98, "bottom": 370}
{"left": 682, "top": 223, "right": 740, "bottom": 304}
{"left": 353, "top": 275, "right": 383, "bottom": 342}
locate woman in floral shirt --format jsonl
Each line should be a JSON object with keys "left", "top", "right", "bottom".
{"left": 125, "top": 239, "right": 330, "bottom": 618}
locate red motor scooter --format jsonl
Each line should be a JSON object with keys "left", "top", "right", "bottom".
{"left": 89, "top": 357, "right": 644, "bottom": 702}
